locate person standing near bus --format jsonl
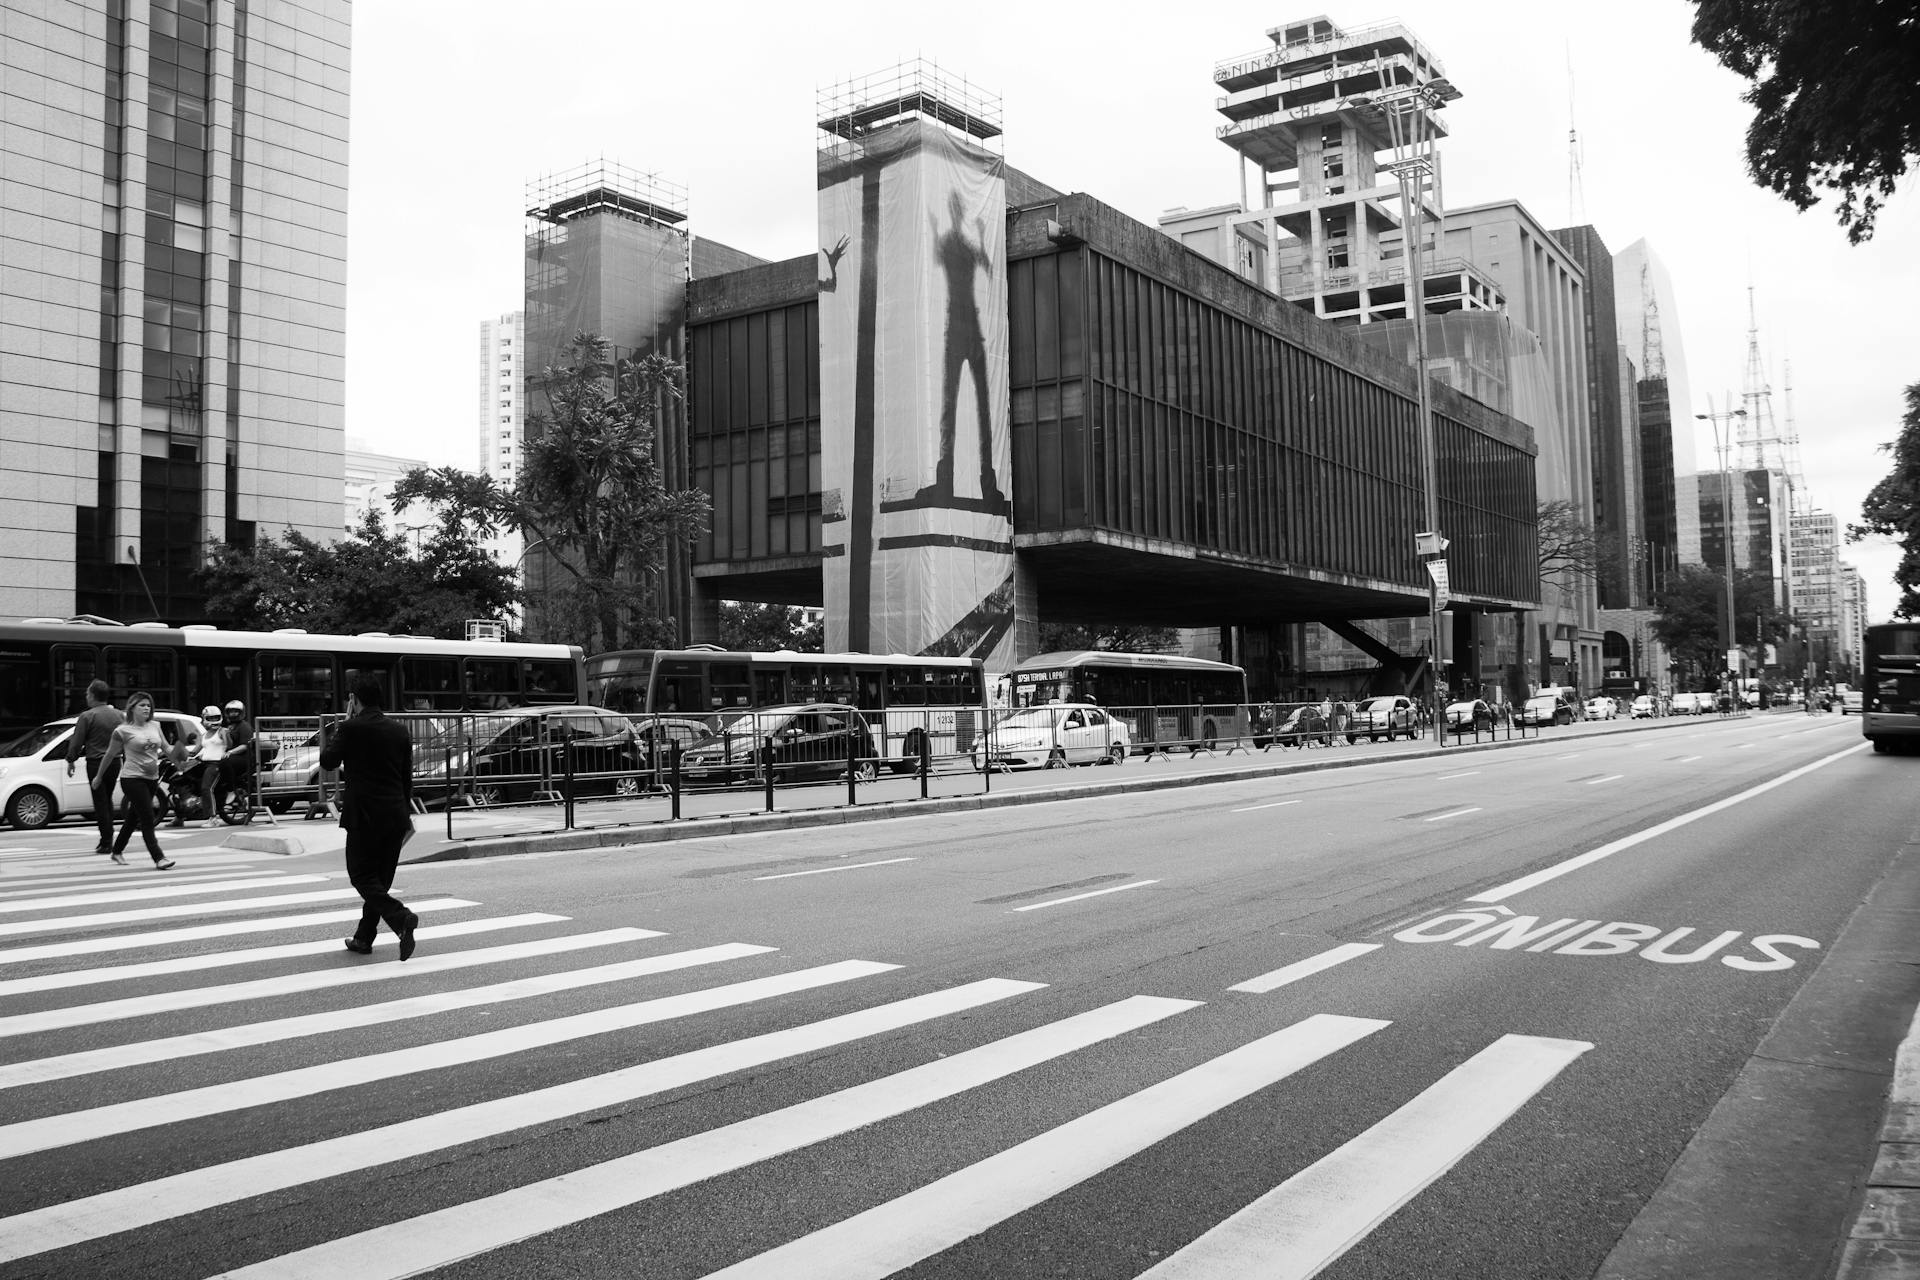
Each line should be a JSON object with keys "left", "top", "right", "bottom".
{"left": 320, "top": 676, "right": 419, "bottom": 960}
{"left": 99, "top": 691, "right": 183, "bottom": 869}
{"left": 63, "top": 680, "right": 124, "bottom": 854}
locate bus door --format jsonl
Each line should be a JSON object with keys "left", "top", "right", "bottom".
{"left": 752, "top": 666, "right": 790, "bottom": 708}
{"left": 653, "top": 659, "right": 706, "bottom": 716}
{"left": 50, "top": 644, "right": 97, "bottom": 718}
{"left": 856, "top": 668, "right": 886, "bottom": 753}
{"left": 103, "top": 645, "right": 178, "bottom": 713}
{"left": 185, "top": 653, "right": 247, "bottom": 718}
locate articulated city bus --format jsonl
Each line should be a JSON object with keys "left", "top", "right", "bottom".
{"left": 1862, "top": 622, "right": 1920, "bottom": 753}
{"left": 1005, "top": 650, "right": 1253, "bottom": 750}
{"left": 0, "top": 617, "right": 584, "bottom": 742}
{"left": 585, "top": 647, "right": 988, "bottom": 771}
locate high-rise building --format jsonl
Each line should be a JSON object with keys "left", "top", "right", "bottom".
{"left": 343, "top": 437, "right": 431, "bottom": 545}
{"left": 1840, "top": 563, "right": 1868, "bottom": 679}
{"left": 477, "top": 311, "right": 524, "bottom": 567}
{"left": 1, "top": 0, "right": 350, "bottom": 622}
{"left": 1789, "top": 508, "right": 1841, "bottom": 679}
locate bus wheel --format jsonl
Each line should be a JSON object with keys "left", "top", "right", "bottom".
{"left": 1045, "top": 747, "right": 1067, "bottom": 769}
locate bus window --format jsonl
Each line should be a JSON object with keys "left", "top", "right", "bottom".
{"left": 927, "top": 670, "right": 964, "bottom": 705}
{"left": 523, "top": 659, "right": 576, "bottom": 703}
{"left": 788, "top": 664, "right": 822, "bottom": 703}
{"left": 103, "top": 646, "right": 176, "bottom": 709}
{"left": 857, "top": 669, "right": 883, "bottom": 712}
{"left": 185, "top": 655, "right": 246, "bottom": 716}
{"left": 464, "top": 658, "right": 519, "bottom": 709}
{"left": 0, "top": 653, "right": 36, "bottom": 734}
{"left": 256, "top": 652, "right": 336, "bottom": 717}
{"left": 888, "top": 668, "right": 927, "bottom": 705}
{"left": 51, "top": 645, "right": 96, "bottom": 715}
{"left": 400, "top": 657, "right": 462, "bottom": 711}
{"left": 955, "top": 668, "right": 982, "bottom": 705}
{"left": 753, "top": 668, "right": 789, "bottom": 707}
{"left": 343, "top": 665, "right": 395, "bottom": 711}
{"left": 819, "top": 665, "right": 856, "bottom": 704}
{"left": 710, "top": 663, "right": 750, "bottom": 709}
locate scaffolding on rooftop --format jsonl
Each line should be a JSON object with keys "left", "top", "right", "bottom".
{"left": 525, "top": 160, "right": 687, "bottom": 230}
{"left": 816, "top": 58, "right": 1003, "bottom": 162}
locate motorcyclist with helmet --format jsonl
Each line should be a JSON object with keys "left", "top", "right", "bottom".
{"left": 192, "top": 705, "right": 227, "bottom": 825}
{"left": 217, "top": 700, "right": 256, "bottom": 806}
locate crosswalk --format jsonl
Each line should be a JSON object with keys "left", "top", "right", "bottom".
{"left": 0, "top": 839, "right": 1594, "bottom": 1278}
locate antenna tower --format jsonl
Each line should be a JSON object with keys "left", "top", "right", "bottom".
{"left": 1738, "top": 285, "right": 1786, "bottom": 475}
{"left": 1783, "top": 358, "right": 1807, "bottom": 501}
{"left": 1566, "top": 47, "right": 1586, "bottom": 225}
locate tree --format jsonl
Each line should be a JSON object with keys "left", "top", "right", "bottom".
{"left": 1849, "top": 381, "right": 1920, "bottom": 618}
{"left": 1650, "top": 563, "right": 1797, "bottom": 681}
{"left": 1691, "top": 1, "right": 1920, "bottom": 244}
{"left": 718, "top": 602, "right": 824, "bottom": 652}
{"left": 196, "top": 509, "right": 519, "bottom": 638}
{"left": 1036, "top": 623, "right": 1180, "bottom": 654}
{"left": 1536, "top": 499, "right": 1599, "bottom": 584}
{"left": 392, "top": 334, "right": 711, "bottom": 654}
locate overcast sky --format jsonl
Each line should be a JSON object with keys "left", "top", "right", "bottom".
{"left": 343, "top": 0, "right": 1917, "bottom": 622}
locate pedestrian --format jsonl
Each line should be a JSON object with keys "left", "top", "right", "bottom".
{"left": 320, "top": 676, "right": 419, "bottom": 960}
{"left": 63, "top": 679, "right": 125, "bottom": 854}
{"left": 99, "top": 691, "right": 183, "bottom": 869}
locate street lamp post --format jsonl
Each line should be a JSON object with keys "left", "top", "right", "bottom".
{"left": 1695, "top": 398, "right": 1747, "bottom": 686}
{"left": 511, "top": 536, "right": 550, "bottom": 640}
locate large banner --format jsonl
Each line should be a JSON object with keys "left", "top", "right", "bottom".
{"left": 817, "top": 120, "right": 1016, "bottom": 667}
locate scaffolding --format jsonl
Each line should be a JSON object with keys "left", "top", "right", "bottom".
{"left": 525, "top": 160, "right": 687, "bottom": 229}
{"left": 816, "top": 58, "right": 1003, "bottom": 162}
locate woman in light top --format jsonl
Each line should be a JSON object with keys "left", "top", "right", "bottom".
{"left": 98, "top": 691, "right": 184, "bottom": 869}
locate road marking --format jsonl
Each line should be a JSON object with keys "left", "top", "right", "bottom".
{"left": 1674, "top": 755, "right": 1702, "bottom": 763}
{"left": 1436, "top": 771, "right": 1479, "bottom": 780}
{"left": 1425, "top": 808, "right": 1482, "bottom": 822}
{"left": 1585, "top": 775, "right": 1623, "bottom": 785}
{"left": 0, "top": 873, "right": 325, "bottom": 915}
{"left": 0, "top": 912, "right": 569, "bottom": 996}
{"left": 0, "top": 922, "right": 642, "bottom": 1037}
{"left": 0, "top": 978, "right": 1050, "bottom": 1264}
{"left": 1136, "top": 1034, "right": 1591, "bottom": 1278}
{"left": 0, "top": 900, "right": 477, "bottom": 965}
{"left": 1469, "top": 743, "right": 1871, "bottom": 903}
{"left": 1232, "top": 800, "right": 1302, "bottom": 812}
{"left": 754, "top": 857, "right": 915, "bottom": 880}
{"left": 0, "top": 888, "right": 364, "bottom": 939}
{"left": 0, "top": 864, "right": 265, "bottom": 895}
{"left": 1736, "top": 742, "right": 1756, "bottom": 749}
{"left": 695, "top": 1015, "right": 1390, "bottom": 1280}
{"left": 1230, "top": 942, "right": 1381, "bottom": 993}
{"left": 1011, "top": 879, "right": 1159, "bottom": 912}
{"left": 0, "top": 955, "right": 885, "bottom": 1161}
{"left": 1556, "top": 753, "right": 1582, "bottom": 760}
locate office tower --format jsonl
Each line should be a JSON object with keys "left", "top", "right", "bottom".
{"left": 1, "top": 0, "right": 350, "bottom": 621}
{"left": 477, "top": 311, "right": 524, "bottom": 568}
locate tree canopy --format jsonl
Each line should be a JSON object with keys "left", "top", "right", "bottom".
{"left": 195, "top": 509, "right": 519, "bottom": 638}
{"left": 392, "top": 334, "right": 710, "bottom": 654}
{"left": 1035, "top": 623, "right": 1180, "bottom": 654}
{"left": 1849, "top": 380, "right": 1920, "bottom": 618}
{"left": 718, "top": 602, "right": 824, "bottom": 653}
{"left": 1650, "top": 563, "right": 1797, "bottom": 679}
{"left": 1691, "top": 0, "right": 1920, "bottom": 243}
{"left": 1537, "top": 498, "right": 1599, "bottom": 584}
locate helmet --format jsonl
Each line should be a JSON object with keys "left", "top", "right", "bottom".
{"left": 200, "top": 705, "right": 221, "bottom": 721}
{"left": 223, "top": 700, "right": 245, "bottom": 715}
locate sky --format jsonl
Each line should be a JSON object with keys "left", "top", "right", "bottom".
{"left": 343, "top": 0, "right": 1917, "bottom": 622}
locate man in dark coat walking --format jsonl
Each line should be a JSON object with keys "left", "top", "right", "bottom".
{"left": 320, "top": 676, "right": 419, "bottom": 959}
{"left": 64, "top": 679, "right": 124, "bottom": 853}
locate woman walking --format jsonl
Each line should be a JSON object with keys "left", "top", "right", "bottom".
{"left": 99, "top": 692, "right": 183, "bottom": 869}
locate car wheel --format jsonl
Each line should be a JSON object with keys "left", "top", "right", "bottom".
{"left": 849, "top": 759, "right": 878, "bottom": 783}
{"left": 5, "top": 787, "right": 55, "bottom": 830}
{"left": 1045, "top": 747, "right": 1067, "bottom": 769}
{"left": 468, "top": 782, "right": 505, "bottom": 807}
{"left": 612, "top": 775, "right": 641, "bottom": 798}
{"left": 1106, "top": 742, "right": 1126, "bottom": 766}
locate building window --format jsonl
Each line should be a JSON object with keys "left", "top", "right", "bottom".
{"left": 1326, "top": 248, "right": 1349, "bottom": 269}
{"left": 1324, "top": 213, "right": 1349, "bottom": 240}
{"left": 1323, "top": 154, "right": 1344, "bottom": 180}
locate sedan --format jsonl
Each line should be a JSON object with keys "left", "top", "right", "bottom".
{"left": 1842, "top": 689, "right": 1864, "bottom": 715}
{"left": 1349, "top": 695, "right": 1417, "bottom": 742}
{"left": 972, "top": 703, "right": 1131, "bottom": 771}
{"left": 1445, "top": 699, "right": 1496, "bottom": 732}
{"left": 680, "top": 704, "right": 877, "bottom": 785}
{"left": 1585, "top": 696, "right": 1617, "bottom": 721}
{"left": 416, "top": 707, "right": 644, "bottom": 806}
{"left": 1519, "top": 694, "right": 1574, "bottom": 727}
{"left": 1630, "top": 696, "right": 1656, "bottom": 719}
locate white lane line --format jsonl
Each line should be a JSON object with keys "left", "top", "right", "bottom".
{"left": 0, "top": 865, "right": 266, "bottom": 895}
{"left": 0, "top": 945, "right": 838, "bottom": 1160}
{"left": 1425, "top": 808, "right": 1482, "bottom": 822}
{"left": 0, "top": 874, "right": 325, "bottom": 915}
{"left": 1137, "top": 1034, "right": 1591, "bottom": 1279}
{"left": 754, "top": 858, "right": 915, "bottom": 881}
{"left": 1736, "top": 742, "right": 1756, "bottom": 750}
{"left": 697, "top": 1014, "right": 1391, "bottom": 1280}
{"left": 0, "top": 922, "right": 640, "bottom": 1037}
{"left": 0, "top": 888, "right": 361, "bottom": 939}
{"left": 1012, "top": 880, "right": 1159, "bottom": 912}
{"left": 1232, "top": 800, "right": 1302, "bottom": 813}
{"left": 0, "top": 912, "right": 565, "bottom": 996}
{"left": 1674, "top": 755, "right": 1702, "bottom": 763}
{"left": 216, "top": 994, "right": 1210, "bottom": 1280}
{"left": 0, "top": 977, "right": 1047, "bottom": 1263}
{"left": 1556, "top": 753, "right": 1582, "bottom": 760}
{"left": 0, "top": 942, "right": 771, "bottom": 1090}
{"left": 1436, "top": 771, "right": 1479, "bottom": 781}
{"left": 1470, "top": 742, "right": 1871, "bottom": 903}
{"left": 1585, "top": 775, "right": 1623, "bottom": 785}
{"left": 1229, "top": 942, "right": 1381, "bottom": 994}
{"left": 0, "top": 900, "right": 477, "bottom": 965}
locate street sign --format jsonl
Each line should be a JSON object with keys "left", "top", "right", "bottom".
{"left": 1425, "top": 558, "right": 1450, "bottom": 606}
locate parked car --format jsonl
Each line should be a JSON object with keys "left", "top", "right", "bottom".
{"left": 627, "top": 715, "right": 718, "bottom": 783}
{"left": 1585, "top": 696, "right": 1617, "bottom": 721}
{"left": 1445, "top": 699, "right": 1496, "bottom": 732}
{"left": 1668, "top": 692, "right": 1700, "bottom": 715}
{"left": 680, "top": 704, "right": 877, "bottom": 786}
{"left": 1349, "top": 695, "right": 1417, "bottom": 743}
{"left": 1519, "top": 693, "right": 1575, "bottom": 727}
{"left": 972, "top": 702, "right": 1131, "bottom": 771}
{"left": 416, "top": 706, "right": 643, "bottom": 806}
{"left": 0, "top": 710, "right": 204, "bottom": 830}
{"left": 1842, "top": 688, "right": 1864, "bottom": 715}
{"left": 1630, "top": 695, "right": 1656, "bottom": 719}
{"left": 1268, "top": 704, "right": 1331, "bottom": 748}
{"left": 257, "top": 726, "right": 324, "bottom": 814}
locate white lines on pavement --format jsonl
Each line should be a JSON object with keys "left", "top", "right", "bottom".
{"left": 0, "top": 900, "right": 477, "bottom": 965}
{"left": 0, "top": 888, "right": 360, "bottom": 940}
{"left": 755, "top": 858, "right": 915, "bottom": 881}
{"left": 1229, "top": 942, "right": 1381, "bottom": 994}
{"left": 0, "top": 864, "right": 264, "bottom": 895}
{"left": 1425, "top": 808, "right": 1482, "bottom": 822}
{"left": 1135, "top": 1034, "right": 1591, "bottom": 1279}
{"left": 697, "top": 1015, "right": 1388, "bottom": 1280}
{"left": 1011, "top": 880, "right": 1159, "bottom": 912}
{"left": 1673, "top": 755, "right": 1702, "bottom": 764}
{"left": 1555, "top": 754, "right": 1582, "bottom": 761}
{"left": 1436, "top": 771, "right": 1479, "bottom": 781}
{"left": 0, "top": 977, "right": 1044, "bottom": 1264}
{"left": 0, "top": 874, "right": 327, "bottom": 916}
{"left": 1736, "top": 742, "right": 1756, "bottom": 750}
{"left": 1468, "top": 741, "right": 1871, "bottom": 903}
{"left": 1232, "top": 800, "right": 1302, "bottom": 813}
{"left": 1585, "top": 775, "right": 1623, "bottom": 786}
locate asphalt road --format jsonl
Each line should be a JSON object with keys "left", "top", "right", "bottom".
{"left": 0, "top": 709, "right": 1913, "bottom": 1279}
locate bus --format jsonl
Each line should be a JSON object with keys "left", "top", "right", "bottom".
{"left": 0, "top": 617, "right": 585, "bottom": 743}
{"left": 585, "top": 647, "right": 988, "bottom": 771}
{"left": 1862, "top": 622, "right": 1920, "bottom": 753}
{"left": 1005, "top": 650, "right": 1252, "bottom": 751}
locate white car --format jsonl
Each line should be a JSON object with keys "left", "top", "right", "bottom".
{"left": 972, "top": 703, "right": 1131, "bottom": 771}
{"left": 1842, "top": 688, "right": 1864, "bottom": 715}
{"left": 0, "top": 710, "right": 204, "bottom": 830}
{"left": 1630, "top": 696, "right": 1655, "bottom": 719}
{"left": 1585, "top": 697, "right": 1617, "bottom": 721}
{"left": 1349, "top": 695, "right": 1417, "bottom": 742}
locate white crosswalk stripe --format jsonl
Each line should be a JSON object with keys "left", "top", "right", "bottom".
{"left": 0, "top": 876, "right": 1599, "bottom": 1277}
{"left": 0, "top": 873, "right": 329, "bottom": 914}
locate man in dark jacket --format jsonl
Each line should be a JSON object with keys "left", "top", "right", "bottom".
{"left": 319, "top": 677, "right": 419, "bottom": 959}
{"left": 63, "top": 680, "right": 124, "bottom": 853}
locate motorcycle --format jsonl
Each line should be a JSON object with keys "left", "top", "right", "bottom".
{"left": 158, "top": 743, "right": 278, "bottom": 826}
{"left": 159, "top": 756, "right": 217, "bottom": 825}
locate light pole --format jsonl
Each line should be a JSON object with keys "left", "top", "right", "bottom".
{"left": 511, "top": 536, "right": 550, "bottom": 640}
{"left": 1695, "top": 398, "right": 1747, "bottom": 685}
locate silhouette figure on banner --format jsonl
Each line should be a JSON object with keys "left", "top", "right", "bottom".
{"left": 916, "top": 190, "right": 1007, "bottom": 512}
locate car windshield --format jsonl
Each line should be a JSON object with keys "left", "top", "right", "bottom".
{"left": 993, "top": 707, "right": 1066, "bottom": 731}
{"left": 3, "top": 723, "right": 70, "bottom": 757}
{"left": 1359, "top": 698, "right": 1397, "bottom": 713}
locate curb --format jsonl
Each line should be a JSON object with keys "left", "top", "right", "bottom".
{"left": 1837, "top": 980, "right": 1920, "bottom": 1277}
